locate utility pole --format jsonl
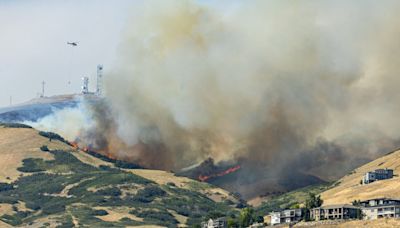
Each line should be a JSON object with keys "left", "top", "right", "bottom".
{"left": 41, "top": 81, "right": 45, "bottom": 98}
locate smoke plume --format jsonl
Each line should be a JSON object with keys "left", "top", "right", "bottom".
{"left": 30, "top": 0, "right": 400, "bottom": 197}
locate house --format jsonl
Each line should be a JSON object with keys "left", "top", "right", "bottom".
{"left": 310, "top": 204, "right": 359, "bottom": 221}
{"left": 270, "top": 209, "right": 302, "bottom": 225}
{"left": 201, "top": 217, "right": 227, "bottom": 228}
{"left": 360, "top": 198, "right": 400, "bottom": 220}
{"left": 363, "top": 168, "right": 393, "bottom": 184}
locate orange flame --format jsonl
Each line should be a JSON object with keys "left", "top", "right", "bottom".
{"left": 69, "top": 141, "right": 79, "bottom": 150}
{"left": 198, "top": 165, "right": 241, "bottom": 182}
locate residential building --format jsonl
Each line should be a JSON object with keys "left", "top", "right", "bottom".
{"left": 270, "top": 209, "right": 302, "bottom": 225}
{"left": 363, "top": 168, "right": 393, "bottom": 184}
{"left": 360, "top": 198, "right": 400, "bottom": 220}
{"left": 201, "top": 217, "right": 227, "bottom": 228}
{"left": 310, "top": 204, "right": 359, "bottom": 221}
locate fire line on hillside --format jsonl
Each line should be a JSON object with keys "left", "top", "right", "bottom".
{"left": 198, "top": 165, "right": 241, "bottom": 182}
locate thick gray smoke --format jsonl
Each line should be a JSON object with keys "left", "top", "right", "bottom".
{"left": 30, "top": 0, "right": 400, "bottom": 196}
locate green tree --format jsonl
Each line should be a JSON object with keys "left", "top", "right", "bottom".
{"left": 227, "top": 218, "right": 239, "bottom": 228}
{"left": 239, "top": 208, "right": 254, "bottom": 227}
{"left": 352, "top": 199, "right": 361, "bottom": 206}
{"left": 305, "top": 193, "right": 323, "bottom": 209}
{"left": 304, "top": 193, "right": 323, "bottom": 221}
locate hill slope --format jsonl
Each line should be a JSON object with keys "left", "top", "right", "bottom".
{"left": 321, "top": 148, "right": 400, "bottom": 205}
{"left": 0, "top": 125, "right": 239, "bottom": 227}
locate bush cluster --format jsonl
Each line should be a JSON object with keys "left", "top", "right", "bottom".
{"left": 0, "top": 122, "right": 32, "bottom": 129}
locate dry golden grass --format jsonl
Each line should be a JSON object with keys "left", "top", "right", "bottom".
{"left": 128, "top": 169, "right": 193, "bottom": 187}
{"left": 168, "top": 209, "right": 188, "bottom": 227}
{"left": 0, "top": 204, "right": 13, "bottom": 216}
{"left": 321, "top": 149, "right": 400, "bottom": 205}
{"left": 0, "top": 221, "right": 12, "bottom": 227}
{"left": 295, "top": 218, "right": 400, "bottom": 227}
{"left": 0, "top": 127, "right": 73, "bottom": 183}
{"left": 333, "top": 218, "right": 400, "bottom": 228}
{"left": 71, "top": 150, "right": 112, "bottom": 167}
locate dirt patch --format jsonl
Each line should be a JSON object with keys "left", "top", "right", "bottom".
{"left": 94, "top": 206, "right": 143, "bottom": 222}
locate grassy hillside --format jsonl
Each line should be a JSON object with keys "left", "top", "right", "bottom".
{"left": 0, "top": 125, "right": 239, "bottom": 227}
{"left": 254, "top": 183, "right": 332, "bottom": 215}
{"left": 320, "top": 148, "right": 400, "bottom": 205}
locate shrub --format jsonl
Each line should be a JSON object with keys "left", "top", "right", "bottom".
{"left": 17, "top": 158, "right": 45, "bottom": 172}
{"left": 42, "top": 202, "right": 66, "bottom": 214}
{"left": 0, "top": 122, "right": 32, "bottom": 129}
{"left": 40, "top": 145, "right": 49, "bottom": 152}
{"left": 0, "top": 183, "right": 14, "bottom": 192}
{"left": 114, "top": 160, "right": 142, "bottom": 169}
{"left": 136, "top": 210, "right": 178, "bottom": 225}
{"left": 91, "top": 209, "right": 108, "bottom": 216}
{"left": 132, "top": 186, "right": 167, "bottom": 203}
{"left": 38, "top": 131, "right": 67, "bottom": 143}
{"left": 96, "top": 187, "right": 121, "bottom": 197}
{"left": 1, "top": 214, "right": 23, "bottom": 226}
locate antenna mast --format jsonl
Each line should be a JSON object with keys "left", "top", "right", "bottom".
{"left": 81, "top": 77, "right": 89, "bottom": 94}
{"left": 96, "top": 65, "right": 103, "bottom": 96}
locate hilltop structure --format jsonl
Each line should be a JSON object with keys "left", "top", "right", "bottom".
{"left": 362, "top": 168, "right": 393, "bottom": 184}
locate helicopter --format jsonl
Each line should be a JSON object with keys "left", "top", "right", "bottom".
{"left": 67, "top": 42, "right": 78, "bottom": 46}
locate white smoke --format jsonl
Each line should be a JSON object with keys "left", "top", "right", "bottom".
{"left": 30, "top": 0, "right": 400, "bottom": 183}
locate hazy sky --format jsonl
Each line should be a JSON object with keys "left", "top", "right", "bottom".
{"left": 0, "top": 0, "right": 239, "bottom": 108}
{"left": 0, "top": 0, "right": 136, "bottom": 107}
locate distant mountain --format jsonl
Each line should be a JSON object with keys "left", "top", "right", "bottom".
{"left": 0, "top": 95, "right": 80, "bottom": 122}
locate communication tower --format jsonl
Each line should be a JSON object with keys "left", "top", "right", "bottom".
{"left": 81, "top": 77, "right": 89, "bottom": 94}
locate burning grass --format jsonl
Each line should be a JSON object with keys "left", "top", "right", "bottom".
{"left": 198, "top": 165, "right": 241, "bottom": 182}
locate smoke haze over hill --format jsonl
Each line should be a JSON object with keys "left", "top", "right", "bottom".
{"left": 28, "top": 0, "right": 400, "bottom": 196}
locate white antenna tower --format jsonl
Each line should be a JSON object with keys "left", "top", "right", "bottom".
{"left": 81, "top": 77, "right": 89, "bottom": 94}
{"left": 40, "top": 81, "right": 45, "bottom": 98}
{"left": 96, "top": 65, "right": 103, "bottom": 96}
